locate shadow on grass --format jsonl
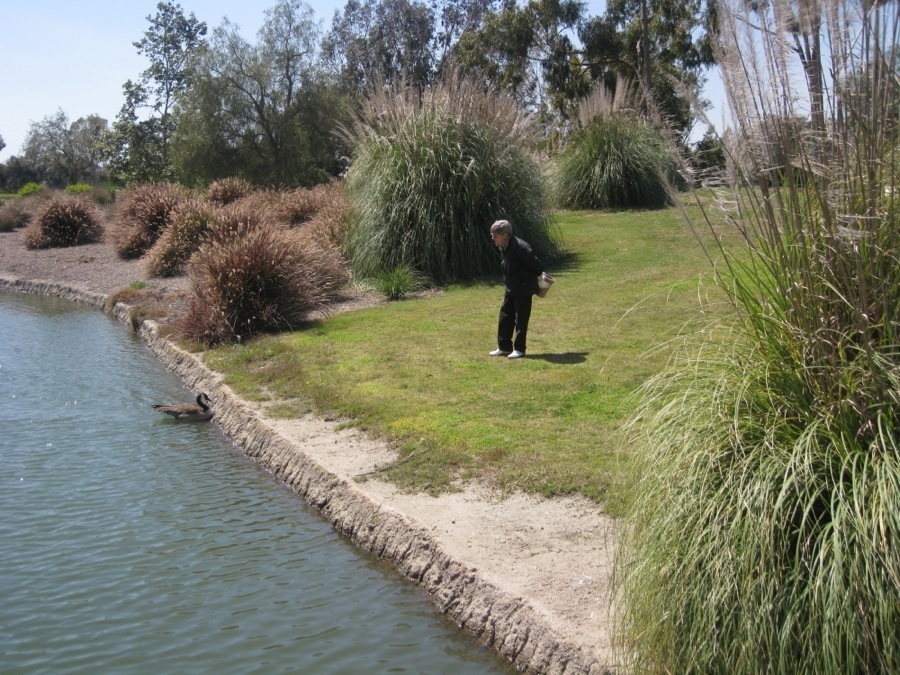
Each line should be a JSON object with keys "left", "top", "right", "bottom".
{"left": 525, "top": 351, "right": 588, "bottom": 364}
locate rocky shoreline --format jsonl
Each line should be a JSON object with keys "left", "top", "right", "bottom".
{"left": 0, "top": 231, "right": 618, "bottom": 673}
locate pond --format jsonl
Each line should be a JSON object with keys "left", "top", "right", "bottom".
{"left": 0, "top": 291, "right": 511, "bottom": 674}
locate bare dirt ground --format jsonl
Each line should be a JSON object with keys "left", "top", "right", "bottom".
{"left": 0, "top": 227, "right": 619, "bottom": 673}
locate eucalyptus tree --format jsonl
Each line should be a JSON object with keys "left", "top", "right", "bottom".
{"left": 20, "top": 110, "right": 108, "bottom": 187}
{"left": 583, "top": 0, "right": 716, "bottom": 135}
{"left": 322, "top": 0, "right": 499, "bottom": 94}
{"left": 456, "top": 0, "right": 589, "bottom": 120}
{"left": 174, "top": 0, "right": 340, "bottom": 186}
{"left": 456, "top": 0, "right": 715, "bottom": 135}
{"left": 321, "top": 0, "right": 437, "bottom": 91}
{"left": 102, "top": 1, "right": 207, "bottom": 182}
{"left": 433, "top": 0, "right": 498, "bottom": 71}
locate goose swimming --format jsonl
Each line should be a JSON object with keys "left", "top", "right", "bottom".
{"left": 151, "top": 392, "right": 213, "bottom": 421}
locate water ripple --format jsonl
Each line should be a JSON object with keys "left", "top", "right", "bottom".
{"left": 0, "top": 292, "right": 510, "bottom": 675}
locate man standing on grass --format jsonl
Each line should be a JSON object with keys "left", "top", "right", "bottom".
{"left": 488, "top": 219, "right": 546, "bottom": 359}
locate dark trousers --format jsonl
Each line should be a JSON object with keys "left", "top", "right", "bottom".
{"left": 497, "top": 293, "right": 533, "bottom": 353}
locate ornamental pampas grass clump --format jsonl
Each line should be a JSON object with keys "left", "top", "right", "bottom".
{"left": 341, "top": 67, "right": 561, "bottom": 284}
{"left": 554, "top": 81, "right": 679, "bottom": 210}
{"left": 614, "top": 1, "right": 900, "bottom": 672}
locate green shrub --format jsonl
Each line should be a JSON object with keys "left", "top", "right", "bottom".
{"left": 343, "top": 70, "right": 562, "bottom": 283}
{"left": 64, "top": 183, "right": 114, "bottom": 205}
{"left": 64, "top": 183, "right": 93, "bottom": 194}
{"left": 23, "top": 195, "right": 103, "bottom": 249}
{"left": 110, "top": 182, "right": 187, "bottom": 259}
{"left": 181, "top": 224, "right": 349, "bottom": 345}
{"left": 554, "top": 115, "right": 678, "bottom": 210}
{"left": 614, "top": 3, "right": 900, "bottom": 672}
{"left": 0, "top": 199, "right": 32, "bottom": 232}
{"left": 144, "top": 198, "right": 221, "bottom": 276}
{"left": 205, "top": 177, "right": 254, "bottom": 205}
{"left": 86, "top": 185, "right": 114, "bottom": 205}
{"left": 18, "top": 182, "right": 44, "bottom": 197}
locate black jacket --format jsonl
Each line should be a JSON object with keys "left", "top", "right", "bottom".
{"left": 500, "top": 236, "right": 544, "bottom": 296}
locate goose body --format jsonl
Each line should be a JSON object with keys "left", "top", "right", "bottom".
{"left": 152, "top": 393, "right": 213, "bottom": 421}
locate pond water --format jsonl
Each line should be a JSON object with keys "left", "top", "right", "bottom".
{"left": 0, "top": 291, "right": 511, "bottom": 674}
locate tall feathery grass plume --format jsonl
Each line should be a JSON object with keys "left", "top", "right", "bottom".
{"left": 613, "top": 1, "right": 899, "bottom": 673}
{"left": 338, "top": 67, "right": 562, "bottom": 284}
{"left": 553, "top": 79, "right": 680, "bottom": 209}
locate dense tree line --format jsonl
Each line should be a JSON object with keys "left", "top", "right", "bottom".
{"left": 1, "top": 0, "right": 718, "bottom": 191}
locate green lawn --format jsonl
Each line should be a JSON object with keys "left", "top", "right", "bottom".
{"left": 205, "top": 205, "right": 735, "bottom": 506}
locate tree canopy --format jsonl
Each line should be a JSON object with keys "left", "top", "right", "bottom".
{"left": 15, "top": 0, "right": 725, "bottom": 189}
{"left": 21, "top": 110, "right": 108, "bottom": 187}
{"left": 102, "top": 1, "right": 207, "bottom": 183}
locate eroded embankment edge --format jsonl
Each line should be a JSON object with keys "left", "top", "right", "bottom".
{"left": 0, "top": 276, "right": 613, "bottom": 675}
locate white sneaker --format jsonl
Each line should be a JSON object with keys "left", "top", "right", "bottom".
{"left": 489, "top": 348, "right": 511, "bottom": 356}
{"left": 507, "top": 350, "right": 525, "bottom": 359}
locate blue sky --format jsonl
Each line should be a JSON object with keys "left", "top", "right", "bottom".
{"left": 1, "top": 1, "right": 717, "bottom": 163}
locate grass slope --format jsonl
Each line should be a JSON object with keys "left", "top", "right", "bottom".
{"left": 205, "top": 205, "right": 731, "bottom": 505}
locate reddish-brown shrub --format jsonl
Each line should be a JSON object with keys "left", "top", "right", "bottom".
{"left": 303, "top": 182, "right": 352, "bottom": 251}
{"left": 0, "top": 199, "right": 33, "bottom": 232}
{"left": 205, "top": 177, "right": 255, "bottom": 205}
{"left": 181, "top": 224, "right": 349, "bottom": 345}
{"left": 266, "top": 184, "right": 332, "bottom": 227}
{"left": 144, "top": 198, "right": 222, "bottom": 277}
{"left": 23, "top": 195, "right": 103, "bottom": 249}
{"left": 109, "top": 183, "right": 187, "bottom": 259}
{"left": 204, "top": 202, "right": 270, "bottom": 244}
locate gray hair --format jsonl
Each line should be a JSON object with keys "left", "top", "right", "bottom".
{"left": 490, "top": 219, "right": 512, "bottom": 235}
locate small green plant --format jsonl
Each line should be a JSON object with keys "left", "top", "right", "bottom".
{"left": 64, "top": 183, "right": 93, "bottom": 194}
{"left": 109, "top": 182, "right": 187, "bottom": 259}
{"left": 23, "top": 195, "right": 103, "bottom": 249}
{"left": 129, "top": 280, "right": 151, "bottom": 289}
{"left": 370, "top": 263, "right": 428, "bottom": 300}
{"left": 18, "top": 182, "right": 44, "bottom": 197}
{"left": 63, "top": 183, "right": 114, "bottom": 205}
{"left": 181, "top": 224, "right": 349, "bottom": 345}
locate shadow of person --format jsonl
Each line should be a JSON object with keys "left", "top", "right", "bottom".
{"left": 525, "top": 352, "right": 588, "bottom": 365}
